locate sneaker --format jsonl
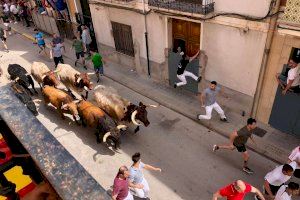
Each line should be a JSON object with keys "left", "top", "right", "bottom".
{"left": 174, "top": 84, "right": 177, "bottom": 88}
{"left": 220, "top": 118, "right": 228, "bottom": 122}
{"left": 197, "top": 114, "right": 201, "bottom": 120}
{"left": 213, "top": 145, "right": 219, "bottom": 152}
{"left": 97, "top": 78, "right": 100, "bottom": 83}
{"left": 197, "top": 76, "right": 202, "bottom": 83}
{"left": 243, "top": 167, "right": 254, "bottom": 174}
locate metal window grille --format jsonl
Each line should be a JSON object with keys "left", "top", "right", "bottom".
{"left": 111, "top": 22, "right": 134, "bottom": 57}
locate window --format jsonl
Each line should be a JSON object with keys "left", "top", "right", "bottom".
{"left": 111, "top": 22, "right": 134, "bottom": 57}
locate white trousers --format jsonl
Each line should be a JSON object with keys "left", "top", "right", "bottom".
{"left": 198, "top": 102, "right": 226, "bottom": 120}
{"left": 133, "top": 177, "right": 150, "bottom": 198}
{"left": 176, "top": 71, "right": 198, "bottom": 87}
{"left": 124, "top": 191, "right": 134, "bottom": 200}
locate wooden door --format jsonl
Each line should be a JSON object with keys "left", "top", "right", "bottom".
{"left": 172, "top": 19, "right": 200, "bottom": 57}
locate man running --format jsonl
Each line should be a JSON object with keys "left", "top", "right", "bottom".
{"left": 50, "top": 42, "right": 64, "bottom": 68}
{"left": 174, "top": 50, "right": 201, "bottom": 88}
{"left": 213, "top": 180, "right": 265, "bottom": 200}
{"left": 34, "top": 29, "right": 46, "bottom": 55}
{"left": 212, "top": 118, "right": 257, "bottom": 174}
{"left": 112, "top": 166, "right": 134, "bottom": 200}
{"left": 0, "top": 26, "right": 8, "bottom": 52}
{"left": 274, "top": 182, "right": 299, "bottom": 200}
{"left": 92, "top": 51, "right": 104, "bottom": 83}
{"left": 197, "top": 81, "right": 227, "bottom": 121}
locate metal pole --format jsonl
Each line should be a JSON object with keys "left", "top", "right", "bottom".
{"left": 145, "top": 32, "right": 150, "bottom": 76}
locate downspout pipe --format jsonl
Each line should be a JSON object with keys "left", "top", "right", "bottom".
{"left": 142, "top": 0, "right": 151, "bottom": 77}
{"left": 250, "top": 0, "right": 280, "bottom": 118}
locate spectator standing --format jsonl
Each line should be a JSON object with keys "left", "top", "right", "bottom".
{"left": 81, "top": 25, "right": 92, "bottom": 56}
{"left": 71, "top": 35, "right": 86, "bottom": 69}
{"left": 0, "top": 26, "right": 8, "bottom": 52}
{"left": 112, "top": 166, "right": 133, "bottom": 200}
{"left": 276, "top": 59, "right": 300, "bottom": 95}
{"left": 50, "top": 42, "right": 64, "bottom": 68}
{"left": 91, "top": 51, "right": 104, "bottom": 83}
{"left": 10, "top": 1, "right": 19, "bottom": 23}
{"left": 55, "top": 0, "right": 68, "bottom": 20}
{"left": 34, "top": 29, "right": 46, "bottom": 55}
{"left": 213, "top": 118, "right": 258, "bottom": 174}
{"left": 18, "top": 2, "right": 30, "bottom": 27}
{"left": 3, "top": 1, "right": 10, "bottom": 19}
{"left": 129, "top": 152, "right": 161, "bottom": 199}
{"left": 255, "top": 162, "right": 296, "bottom": 200}
{"left": 197, "top": 81, "right": 227, "bottom": 121}
{"left": 274, "top": 182, "right": 299, "bottom": 200}
{"left": 212, "top": 180, "right": 265, "bottom": 200}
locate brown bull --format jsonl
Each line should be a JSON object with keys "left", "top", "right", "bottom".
{"left": 77, "top": 100, "right": 126, "bottom": 148}
{"left": 42, "top": 86, "right": 80, "bottom": 123}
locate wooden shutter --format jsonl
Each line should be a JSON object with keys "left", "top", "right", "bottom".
{"left": 111, "top": 22, "right": 134, "bottom": 57}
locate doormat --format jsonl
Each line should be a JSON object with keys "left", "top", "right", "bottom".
{"left": 253, "top": 127, "right": 267, "bottom": 137}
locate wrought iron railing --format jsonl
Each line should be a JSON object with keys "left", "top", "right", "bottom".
{"left": 148, "top": 0, "right": 215, "bottom": 15}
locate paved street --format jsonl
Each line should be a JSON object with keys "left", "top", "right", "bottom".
{"left": 0, "top": 32, "right": 287, "bottom": 200}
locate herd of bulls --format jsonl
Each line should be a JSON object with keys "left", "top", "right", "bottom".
{"left": 6, "top": 62, "right": 158, "bottom": 149}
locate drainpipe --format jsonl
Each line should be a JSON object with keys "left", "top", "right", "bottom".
{"left": 142, "top": 0, "right": 151, "bottom": 77}
{"left": 250, "top": 0, "right": 280, "bottom": 118}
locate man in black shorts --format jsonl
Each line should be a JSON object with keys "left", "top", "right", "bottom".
{"left": 0, "top": 26, "right": 8, "bottom": 52}
{"left": 212, "top": 118, "right": 257, "bottom": 174}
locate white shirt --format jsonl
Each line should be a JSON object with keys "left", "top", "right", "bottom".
{"left": 287, "top": 65, "right": 300, "bottom": 87}
{"left": 265, "top": 161, "right": 297, "bottom": 186}
{"left": 275, "top": 185, "right": 291, "bottom": 200}
{"left": 3, "top": 3, "right": 10, "bottom": 12}
{"left": 289, "top": 146, "right": 300, "bottom": 169}
{"left": 10, "top": 4, "right": 18, "bottom": 14}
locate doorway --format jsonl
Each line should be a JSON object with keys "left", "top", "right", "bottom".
{"left": 269, "top": 48, "right": 300, "bottom": 136}
{"left": 169, "top": 19, "right": 201, "bottom": 93}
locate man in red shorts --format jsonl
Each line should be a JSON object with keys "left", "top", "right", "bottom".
{"left": 212, "top": 180, "right": 265, "bottom": 200}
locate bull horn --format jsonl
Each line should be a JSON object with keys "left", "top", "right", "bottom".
{"left": 84, "top": 86, "right": 88, "bottom": 91}
{"left": 53, "top": 69, "right": 61, "bottom": 73}
{"left": 61, "top": 103, "right": 68, "bottom": 109}
{"left": 15, "top": 77, "right": 20, "bottom": 82}
{"left": 76, "top": 77, "right": 82, "bottom": 84}
{"left": 146, "top": 104, "right": 158, "bottom": 108}
{"left": 103, "top": 132, "right": 111, "bottom": 143}
{"left": 72, "top": 100, "right": 80, "bottom": 104}
{"left": 131, "top": 110, "right": 141, "bottom": 126}
{"left": 117, "top": 125, "right": 127, "bottom": 130}
{"left": 41, "top": 75, "right": 46, "bottom": 80}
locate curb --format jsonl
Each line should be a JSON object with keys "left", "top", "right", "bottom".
{"left": 14, "top": 27, "right": 283, "bottom": 165}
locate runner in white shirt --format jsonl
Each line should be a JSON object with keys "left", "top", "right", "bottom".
{"left": 258, "top": 162, "right": 297, "bottom": 200}
{"left": 275, "top": 182, "right": 299, "bottom": 200}
{"left": 288, "top": 146, "right": 300, "bottom": 169}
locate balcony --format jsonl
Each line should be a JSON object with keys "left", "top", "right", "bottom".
{"left": 148, "top": 0, "right": 215, "bottom": 15}
{"left": 280, "top": 0, "right": 300, "bottom": 26}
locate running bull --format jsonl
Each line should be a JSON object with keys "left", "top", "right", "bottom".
{"left": 42, "top": 86, "right": 80, "bottom": 123}
{"left": 8, "top": 64, "right": 38, "bottom": 95}
{"left": 93, "top": 85, "right": 158, "bottom": 133}
{"left": 31, "top": 62, "right": 60, "bottom": 88}
{"left": 56, "top": 64, "right": 92, "bottom": 99}
{"left": 77, "top": 100, "right": 126, "bottom": 149}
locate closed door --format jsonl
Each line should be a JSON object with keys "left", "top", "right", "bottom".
{"left": 172, "top": 19, "right": 200, "bottom": 56}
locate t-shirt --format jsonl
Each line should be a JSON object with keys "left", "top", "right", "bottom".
{"left": 92, "top": 53, "right": 103, "bottom": 68}
{"left": 275, "top": 185, "right": 291, "bottom": 200}
{"left": 177, "top": 58, "right": 189, "bottom": 75}
{"left": 203, "top": 87, "right": 220, "bottom": 106}
{"left": 287, "top": 66, "right": 300, "bottom": 87}
{"left": 51, "top": 43, "right": 63, "bottom": 58}
{"left": 72, "top": 40, "right": 83, "bottom": 53}
{"left": 288, "top": 146, "right": 300, "bottom": 169}
{"left": 129, "top": 162, "right": 145, "bottom": 184}
{"left": 3, "top": 3, "right": 10, "bottom": 13}
{"left": 233, "top": 126, "right": 255, "bottom": 146}
{"left": 81, "top": 29, "right": 92, "bottom": 44}
{"left": 35, "top": 32, "right": 45, "bottom": 45}
{"left": 219, "top": 182, "right": 252, "bottom": 200}
{"left": 112, "top": 177, "right": 129, "bottom": 200}
{"left": 10, "top": 4, "right": 18, "bottom": 14}
{"left": 55, "top": 0, "right": 65, "bottom": 11}
{"left": 264, "top": 162, "right": 297, "bottom": 186}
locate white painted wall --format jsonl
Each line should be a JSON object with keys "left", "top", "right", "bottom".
{"left": 214, "top": 0, "right": 272, "bottom": 17}
{"left": 89, "top": 5, "right": 166, "bottom": 63}
{"left": 203, "top": 22, "right": 267, "bottom": 96}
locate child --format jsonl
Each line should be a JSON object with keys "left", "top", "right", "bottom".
{"left": 34, "top": 29, "right": 46, "bottom": 55}
{"left": 71, "top": 35, "right": 86, "bottom": 69}
{"left": 91, "top": 51, "right": 104, "bottom": 83}
{"left": 50, "top": 42, "right": 64, "bottom": 68}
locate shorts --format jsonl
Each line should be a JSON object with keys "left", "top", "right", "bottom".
{"left": 0, "top": 36, "right": 6, "bottom": 42}
{"left": 264, "top": 184, "right": 281, "bottom": 195}
{"left": 38, "top": 44, "right": 45, "bottom": 48}
{"left": 75, "top": 51, "right": 84, "bottom": 59}
{"left": 233, "top": 143, "right": 247, "bottom": 152}
{"left": 94, "top": 65, "right": 103, "bottom": 74}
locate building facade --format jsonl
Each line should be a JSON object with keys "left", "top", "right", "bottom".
{"left": 256, "top": 0, "right": 300, "bottom": 136}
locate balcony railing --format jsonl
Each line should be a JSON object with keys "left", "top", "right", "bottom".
{"left": 148, "top": 0, "right": 215, "bottom": 15}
